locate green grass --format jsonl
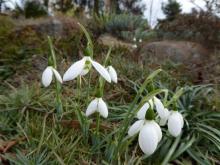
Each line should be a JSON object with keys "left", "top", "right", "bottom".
{"left": 0, "top": 16, "right": 220, "bottom": 164}
{"left": 0, "top": 69, "right": 220, "bottom": 164}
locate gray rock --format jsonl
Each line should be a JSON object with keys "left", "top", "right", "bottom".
{"left": 139, "top": 41, "right": 209, "bottom": 65}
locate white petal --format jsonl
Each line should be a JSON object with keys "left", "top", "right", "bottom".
{"left": 159, "top": 108, "right": 170, "bottom": 126}
{"left": 168, "top": 111, "right": 184, "bottom": 137}
{"left": 97, "top": 98, "right": 108, "bottom": 118}
{"left": 176, "top": 111, "right": 184, "bottom": 128}
{"left": 91, "top": 60, "right": 111, "bottom": 83}
{"left": 138, "top": 123, "right": 158, "bottom": 156}
{"left": 63, "top": 58, "right": 85, "bottom": 81}
{"left": 128, "top": 120, "right": 145, "bottom": 137}
{"left": 151, "top": 121, "right": 162, "bottom": 142}
{"left": 80, "top": 59, "right": 92, "bottom": 76}
{"left": 137, "top": 103, "right": 150, "bottom": 120}
{"left": 86, "top": 98, "right": 98, "bottom": 117}
{"left": 80, "top": 68, "right": 90, "bottom": 76}
{"left": 154, "top": 97, "right": 166, "bottom": 118}
{"left": 42, "top": 67, "right": 53, "bottom": 87}
{"left": 52, "top": 68, "right": 63, "bottom": 83}
{"left": 108, "top": 66, "right": 117, "bottom": 83}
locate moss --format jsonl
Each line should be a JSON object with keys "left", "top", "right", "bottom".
{"left": 0, "top": 17, "right": 84, "bottom": 80}
{"left": 0, "top": 16, "right": 14, "bottom": 36}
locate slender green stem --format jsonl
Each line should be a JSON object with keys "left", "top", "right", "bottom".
{"left": 113, "top": 92, "right": 141, "bottom": 157}
{"left": 54, "top": 81, "right": 63, "bottom": 118}
{"left": 48, "top": 36, "right": 57, "bottom": 68}
{"left": 77, "top": 22, "right": 94, "bottom": 58}
{"left": 161, "top": 134, "right": 182, "bottom": 165}
{"left": 95, "top": 110, "right": 101, "bottom": 162}
{"left": 76, "top": 76, "right": 84, "bottom": 126}
{"left": 96, "top": 113, "right": 100, "bottom": 134}
{"left": 86, "top": 72, "right": 92, "bottom": 105}
{"left": 96, "top": 113, "right": 101, "bottom": 145}
{"left": 48, "top": 36, "right": 63, "bottom": 118}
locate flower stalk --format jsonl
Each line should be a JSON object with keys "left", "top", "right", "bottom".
{"left": 48, "top": 36, "right": 63, "bottom": 118}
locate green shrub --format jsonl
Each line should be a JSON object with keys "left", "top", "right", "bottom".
{"left": 157, "top": 11, "right": 220, "bottom": 49}
{"left": 24, "top": 1, "right": 48, "bottom": 18}
{"left": 90, "top": 13, "right": 154, "bottom": 41}
{"left": 12, "top": 1, "right": 48, "bottom": 18}
{"left": 105, "top": 14, "right": 150, "bottom": 41}
{"left": 162, "top": 0, "right": 182, "bottom": 21}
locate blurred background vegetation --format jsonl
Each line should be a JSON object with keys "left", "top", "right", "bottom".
{"left": 0, "top": 0, "right": 220, "bottom": 164}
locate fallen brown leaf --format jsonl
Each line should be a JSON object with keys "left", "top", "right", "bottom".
{"left": 0, "top": 137, "right": 26, "bottom": 153}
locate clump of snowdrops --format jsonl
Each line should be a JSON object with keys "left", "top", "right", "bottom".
{"left": 41, "top": 23, "right": 184, "bottom": 162}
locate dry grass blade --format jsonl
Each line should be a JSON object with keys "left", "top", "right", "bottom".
{"left": 0, "top": 137, "right": 26, "bottom": 153}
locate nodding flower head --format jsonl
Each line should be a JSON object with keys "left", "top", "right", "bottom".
{"left": 168, "top": 111, "right": 184, "bottom": 137}
{"left": 138, "top": 121, "right": 161, "bottom": 156}
{"left": 63, "top": 56, "right": 111, "bottom": 83}
{"left": 86, "top": 98, "right": 108, "bottom": 118}
{"left": 128, "top": 101, "right": 162, "bottom": 156}
{"left": 128, "top": 119, "right": 162, "bottom": 156}
{"left": 106, "top": 66, "right": 117, "bottom": 83}
{"left": 141, "top": 97, "right": 184, "bottom": 137}
{"left": 135, "top": 97, "right": 184, "bottom": 138}
{"left": 132, "top": 44, "right": 137, "bottom": 49}
{"left": 42, "top": 66, "right": 62, "bottom": 87}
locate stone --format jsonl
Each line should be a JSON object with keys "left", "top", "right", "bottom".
{"left": 139, "top": 41, "right": 209, "bottom": 66}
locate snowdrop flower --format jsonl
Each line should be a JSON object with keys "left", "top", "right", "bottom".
{"left": 136, "top": 100, "right": 153, "bottom": 120}
{"left": 168, "top": 111, "right": 184, "bottom": 137}
{"left": 153, "top": 97, "right": 166, "bottom": 117}
{"left": 133, "top": 37, "right": 136, "bottom": 42}
{"left": 152, "top": 97, "right": 184, "bottom": 134}
{"left": 146, "top": 96, "right": 184, "bottom": 137}
{"left": 128, "top": 102, "right": 162, "bottom": 156}
{"left": 42, "top": 66, "right": 62, "bottom": 87}
{"left": 106, "top": 66, "right": 117, "bottom": 83}
{"left": 139, "top": 39, "right": 142, "bottom": 43}
{"left": 136, "top": 97, "right": 168, "bottom": 123}
{"left": 86, "top": 98, "right": 108, "bottom": 118}
{"left": 132, "top": 44, "right": 137, "bottom": 49}
{"left": 159, "top": 108, "right": 170, "bottom": 126}
{"left": 63, "top": 56, "right": 111, "bottom": 83}
{"left": 138, "top": 121, "right": 161, "bottom": 156}
{"left": 153, "top": 97, "right": 170, "bottom": 125}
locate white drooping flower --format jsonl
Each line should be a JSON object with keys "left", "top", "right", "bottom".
{"left": 159, "top": 108, "right": 170, "bottom": 126}
{"left": 106, "top": 66, "right": 117, "bottom": 83}
{"left": 152, "top": 97, "right": 184, "bottom": 136}
{"left": 132, "top": 44, "right": 137, "bottom": 48}
{"left": 86, "top": 98, "right": 108, "bottom": 118}
{"left": 138, "top": 97, "right": 169, "bottom": 126}
{"left": 138, "top": 121, "right": 160, "bottom": 156}
{"left": 63, "top": 56, "right": 111, "bottom": 83}
{"left": 128, "top": 102, "right": 162, "bottom": 156}
{"left": 168, "top": 111, "right": 184, "bottom": 137}
{"left": 153, "top": 97, "right": 166, "bottom": 119}
{"left": 42, "top": 66, "right": 62, "bottom": 87}
{"left": 136, "top": 100, "right": 153, "bottom": 120}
